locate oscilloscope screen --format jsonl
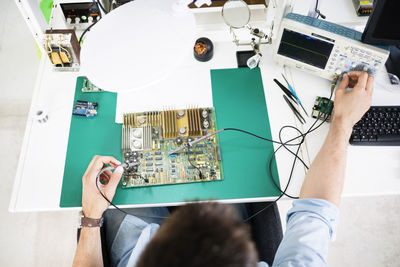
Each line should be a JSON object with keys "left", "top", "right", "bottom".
{"left": 278, "top": 29, "right": 334, "bottom": 69}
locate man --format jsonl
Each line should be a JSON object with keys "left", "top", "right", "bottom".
{"left": 73, "top": 71, "right": 373, "bottom": 267}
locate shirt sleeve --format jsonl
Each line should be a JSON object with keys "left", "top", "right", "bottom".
{"left": 272, "top": 198, "right": 339, "bottom": 267}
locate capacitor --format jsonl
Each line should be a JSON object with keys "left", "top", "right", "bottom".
{"left": 202, "top": 109, "right": 208, "bottom": 118}
{"left": 203, "top": 120, "right": 209, "bottom": 129}
{"left": 179, "top": 127, "right": 187, "bottom": 135}
{"left": 176, "top": 138, "right": 183, "bottom": 145}
{"left": 133, "top": 140, "right": 142, "bottom": 149}
{"left": 88, "top": 16, "right": 93, "bottom": 23}
{"left": 138, "top": 117, "right": 146, "bottom": 124}
{"left": 133, "top": 129, "right": 142, "bottom": 138}
{"left": 132, "top": 151, "right": 139, "bottom": 157}
{"left": 177, "top": 110, "right": 185, "bottom": 118}
{"left": 66, "top": 17, "right": 72, "bottom": 24}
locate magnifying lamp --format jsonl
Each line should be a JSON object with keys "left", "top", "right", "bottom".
{"left": 80, "top": 0, "right": 195, "bottom": 92}
{"left": 221, "top": 0, "right": 270, "bottom": 68}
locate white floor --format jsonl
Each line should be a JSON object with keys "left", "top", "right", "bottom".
{"left": 0, "top": 0, "right": 399, "bottom": 266}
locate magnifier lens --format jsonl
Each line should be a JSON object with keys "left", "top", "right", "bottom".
{"left": 222, "top": 0, "right": 251, "bottom": 29}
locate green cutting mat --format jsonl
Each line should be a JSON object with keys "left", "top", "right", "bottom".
{"left": 60, "top": 70, "right": 280, "bottom": 207}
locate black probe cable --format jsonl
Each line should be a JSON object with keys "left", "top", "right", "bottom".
{"left": 79, "top": 18, "right": 99, "bottom": 44}
{"left": 245, "top": 79, "right": 338, "bottom": 220}
{"left": 95, "top": 167, "right": 169, "bottom": 219}
{"left": 245, "top": 112, "right": 332, "bottom": 222}
{"left": 97, "top": 0, "right": 109, "bottom": 14}
{"left": 94, "top": 115, "right": 327, "bottom": 220}
{"left": 266, "top": 83, "right": 336, "bottom": 198}
{"left": 95, "top": 78, "right": 339, "bottom": 221}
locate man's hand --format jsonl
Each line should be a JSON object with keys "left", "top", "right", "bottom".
{"left": 333, "top": 71, "right": 374, "bottom": 132}
{"left": 82, "top": 155, "right": 123, "bottom": 219}
{"left": 300, "top": 71, "right": 374, "bottom": 206}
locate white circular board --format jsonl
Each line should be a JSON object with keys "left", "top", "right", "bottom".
{"left": 80, "top": 0, "right": 195, "bottom": 92}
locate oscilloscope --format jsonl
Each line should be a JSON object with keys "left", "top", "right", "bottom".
{"left": 274, "top": 13, "right": 390, "bottom": 80}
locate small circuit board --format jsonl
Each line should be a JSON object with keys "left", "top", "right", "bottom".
{"left": 121, "top": 108, "right": 223, "bottom": 188}
{"left": 73, "top": 100, "right": 98, "bottom": 118}
{"left": 312, "top": 96, "right": 334, "bottom": 121}
{"left": 82, "top": 77, "right": 103, "bottom": 92}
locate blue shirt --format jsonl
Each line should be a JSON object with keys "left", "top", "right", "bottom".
{"left": 111, "top": 199, "right": 339, "bottom": 267}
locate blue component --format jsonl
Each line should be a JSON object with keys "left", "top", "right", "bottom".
{"left": 285, "top": 13, "right": 389, "bottom": 51}
{"left": 145, "top": 153, "right": 149, "bottom": 157}
{"left": 72, "top": 100, "right": 98, "bottom": 118}
{"left": 170, "top": 154, "right": 176, "bottom": 158}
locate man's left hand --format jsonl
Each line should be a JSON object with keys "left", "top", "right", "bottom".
{"left": 82, "top": 155, "right": 123, "bottom": 219}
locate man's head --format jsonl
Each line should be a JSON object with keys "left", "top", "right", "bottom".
{"left": 136, "top": 202, "right": 258, "bottom": 267}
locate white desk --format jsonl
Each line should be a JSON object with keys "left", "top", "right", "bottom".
{"left": 9, "top": 2, "right": 400, "bottom": 212}
{"left": 9, "top": 36, "right": 400, "bottom": 212}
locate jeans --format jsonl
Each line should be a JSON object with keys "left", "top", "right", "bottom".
{"left": 102, "top": 202, "right": 283, "bottom": 266}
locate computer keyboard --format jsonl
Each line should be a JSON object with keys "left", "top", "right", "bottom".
{"left": 350, "top": 106, "right": 400, "bottom": 146}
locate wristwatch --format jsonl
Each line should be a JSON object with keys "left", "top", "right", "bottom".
{"left": 78, "top": 211, "right": 104, "bottom": 228}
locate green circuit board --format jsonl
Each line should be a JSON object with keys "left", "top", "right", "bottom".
{"left": 81, "top": 77, "right": 103, "bottom": 93}
{"left": 312, "top": 96, "right": 334, "bottom": 121}
{"left": 121, "top": 108, "right": 223, "bottom": 188}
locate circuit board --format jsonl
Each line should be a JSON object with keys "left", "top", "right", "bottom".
{"left": 121, "top": 108, "right": 223, "bottom": 188}
{"left": 82, "top": 77, "right": 103, "bottom": 92}
{"left": 73, "top": 100, "right": 98, "bottom": 118}
{"left": 311, "top": 96, "right": 334, "bottom": 121}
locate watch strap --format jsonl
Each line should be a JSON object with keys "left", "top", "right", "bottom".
{"left": 79, "top": 211, "right": 104, "bottom": 228}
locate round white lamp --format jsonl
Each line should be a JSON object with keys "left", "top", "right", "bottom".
{"left": 80, "top": 0, "right": 196, "bottom": 92}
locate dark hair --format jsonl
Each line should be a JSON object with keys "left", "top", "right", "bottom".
{"left": 136, "top": 202, "right": 258, "bottom": 267}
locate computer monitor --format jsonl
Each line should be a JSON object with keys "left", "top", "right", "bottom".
{"left": 362, "top": 0, "right": 400, "bottom": 45}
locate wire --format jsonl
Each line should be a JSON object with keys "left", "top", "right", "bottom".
{"left": 95, "top": 166, "right": 169, "bottom": 219}
{"left": 96, "top": 0, "right": 108, "bottom": 14}
{"left": 244, "top": 78, "right": 337, "bottom": 221}
{"left": 223, "top": 128, "right": 301, "bottom": 146}
{"left": 186, "top": 145, "right": 204, "bottom": 180}
{"left": 94, "top": 77, "right": 339, "bottom": 222}
{"left": 79, "top": 18, "right": 99, "bottom": 44}
{"left": 315, "top": 0, "right": 326, "bottom": 19}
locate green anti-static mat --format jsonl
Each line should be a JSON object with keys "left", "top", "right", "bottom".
{"left": 60, "top": 71, "right": 280, "bottom": 207}
{"left": 210, "top": 67, "right": 280, "bottom": 199}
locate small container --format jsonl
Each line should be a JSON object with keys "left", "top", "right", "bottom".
{"left": 34, "top": 109, "right": 49, "bottom": 123}
{"left": 193, "top": 37, "right": 214, "bottom": 62}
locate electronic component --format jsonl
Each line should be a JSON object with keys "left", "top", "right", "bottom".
{"left": 274, "top": 13, "right": 389, "bottom": 81}
{"left": 311, "top": 96, "right": 333, "bottom": 122}
{"left": 121, "top": 108, "right": 223, "bottom": 188}
{"left": 44, "top": 30, "right": 80, "bottom": 71}
{"left": 60, "top": 2, "right": 101, "bottom": 26}
{"left": 350, "top": 106, "right": 400, "bottom": 145}
{"left": 352, "top": 0, "right": 373, "bottom": 16}
{"left": 73, "top": 100, "right": 98, "bottom": 118}
{"left": 82, "top": 77, "right": 103, "bottom": 92}
{"left": 110, "top": 0, "right": 133, "bottom": 10}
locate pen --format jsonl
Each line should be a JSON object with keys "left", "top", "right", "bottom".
{"left": 283, "top": 95, "right": 306, "bottom": 124}
{"left": 273, "top": 79, "right": 296, "bottom": 102}
{"left": 281, "top": 74, "right": 309, "bottom": 116}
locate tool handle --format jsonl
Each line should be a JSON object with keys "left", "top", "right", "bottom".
{"left": 288, "top": 84, "right": 301, "bottom": 103}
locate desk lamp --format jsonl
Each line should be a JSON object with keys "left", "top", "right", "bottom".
{"left": 80, "top": 0, "right": 195, "bottom": 92}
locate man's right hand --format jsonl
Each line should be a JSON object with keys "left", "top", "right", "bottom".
{"left": 332, "top": 71, "right": 374, "bottom": 132}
